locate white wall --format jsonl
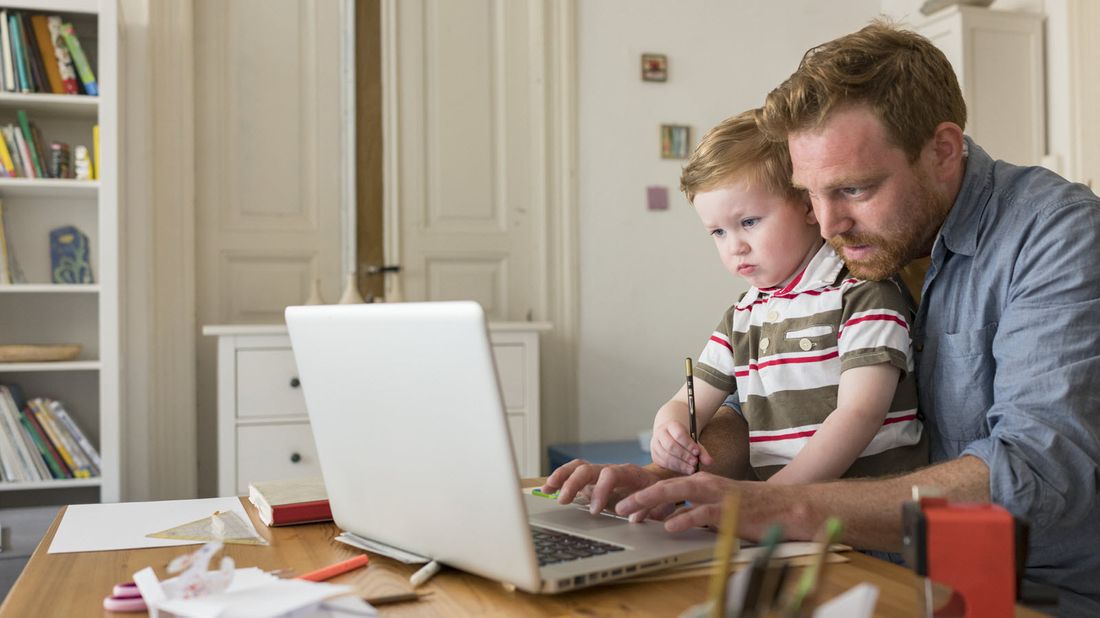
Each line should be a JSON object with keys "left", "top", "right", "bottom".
{"left": 576, "top": 1, "right": 881, "bottom": 441}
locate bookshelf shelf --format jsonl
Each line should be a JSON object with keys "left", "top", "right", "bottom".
{"left": 0, "top": 283, "right": 98, "bottom": 292}
{"left": 0, "top": 360, "right": 100, "bottom": 372}
{"left": 0, "top": 477, "right": 99, "bottom": 491}
{"left": 0, "top": 91, "right": 97, "bottom": 117}
{"left": 0, "top": 177, "right": 98, "bottom": 197}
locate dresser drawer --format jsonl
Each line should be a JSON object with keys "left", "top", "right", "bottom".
{"left": 235, "top": 422, "right": 321, "bottom": 495}
{"left": 236, "top": 349, "right": 307, "bottom": 418}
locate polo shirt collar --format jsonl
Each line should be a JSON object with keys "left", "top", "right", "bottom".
{"left": 938, "top": 137, "right": 993, "bottom": 258}
{"left": 737, "top": 242, "right": 841, "bottom": 307}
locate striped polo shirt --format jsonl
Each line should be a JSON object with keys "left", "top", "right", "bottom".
{"left": 696, "top": 243, "right": 927, "bottom": 480}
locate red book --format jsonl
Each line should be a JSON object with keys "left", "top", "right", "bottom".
{"left": 248, "top": 478, "right": 332, "bottom": 527}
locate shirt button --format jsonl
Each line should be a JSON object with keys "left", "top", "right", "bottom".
{"left": 759, "top": 337, "right": 770, "bottom": 352}
{"left": 767, "top": 310, "right": 779, "bottom": 322}
{"left": 799, "top": 338, "right": 813, "bottom": 351}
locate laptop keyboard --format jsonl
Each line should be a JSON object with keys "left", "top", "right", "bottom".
{"left": 531, "top": 526, "right": 625, "bottom": 566}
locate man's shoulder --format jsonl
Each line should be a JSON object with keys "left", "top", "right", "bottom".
{"left": 991, "top": 160, "right": 1099, "bottom": 216}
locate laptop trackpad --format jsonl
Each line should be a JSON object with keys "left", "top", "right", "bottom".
{"left": 532, "top": 508, "right": 627, "bottom": 531}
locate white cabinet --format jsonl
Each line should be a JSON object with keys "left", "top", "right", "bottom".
{"left": 917, "top": 6, "right": 1044, "bottom": 166}
{"left": 204, "top": 322, "right": 549, "bottom": 496}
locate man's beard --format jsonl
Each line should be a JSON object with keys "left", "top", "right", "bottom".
{"left": 828, "top": 170, "right": 952, "bottom": 281}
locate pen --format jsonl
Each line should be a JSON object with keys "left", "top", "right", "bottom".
{"left": 364, "top": 591, "right": 432, "bottom": 606}
{"left": 297, "top": 554, "right": 370, "bottom": 582}
{"left": 685, "top": 357, "right": 699, "bottom": 473}
{"left": 782, "top": 517, "right": 843, "bottom": 616}
{"left": 410, "top": 559, "right": 441, "bottom": 587}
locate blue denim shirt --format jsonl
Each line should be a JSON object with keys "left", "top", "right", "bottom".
{"left": 914, "top": 138, "right": 1100, "bottom": 615}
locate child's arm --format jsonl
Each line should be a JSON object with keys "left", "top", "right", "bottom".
{"left": 766, "top": 363, "right": 900, "bottom": 485}
{"left": 651, "top": 379, "right": 730, "bottom": 476}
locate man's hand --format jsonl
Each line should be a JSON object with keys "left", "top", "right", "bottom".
{"left": 541, "top": 459, "right": 676, "bottom": 521}
{"left": 651, "top": 420, "right": 714, "bottom": 475}
{"left": 614, "top": 471, "right": 740, "bottom": 531}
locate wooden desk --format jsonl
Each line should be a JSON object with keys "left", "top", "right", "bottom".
{"left": 2, "top": 498, "right": 1046, "bottom": 617}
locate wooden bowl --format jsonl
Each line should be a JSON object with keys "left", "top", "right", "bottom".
{"left": 0, "top": 344, "right": 82, "bottom": 363}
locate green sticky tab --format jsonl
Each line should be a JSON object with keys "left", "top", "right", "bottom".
{"left": 531, "top": 488, "right": 559, "bottom": 499}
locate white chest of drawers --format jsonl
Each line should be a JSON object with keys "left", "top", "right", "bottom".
{"left": 203, "top": 322, "right": 549, "bottom": 496}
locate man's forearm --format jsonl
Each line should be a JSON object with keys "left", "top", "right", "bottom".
{"left": 738, "top": 455, "right": 991, "bottom": 551}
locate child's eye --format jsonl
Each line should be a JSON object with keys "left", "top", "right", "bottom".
{"left": 710, "top": 229, "right": 726, "bottom": 238}
{"left": 741, "top": 217, "right": 760, "bottom": 229}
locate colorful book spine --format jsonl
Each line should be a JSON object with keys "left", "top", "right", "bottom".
{"left": 19, "top": 12, "right": 45, "bottom": 93}
{"left": 0, "top": 131, "right": 15, "bottom": 176}
{"left": 50, "top": 399, "right": 100, "bottom": 472}
{"left": 30, "top": 122, "right": 50, "bottom": 178}
{"left": 31, "top": 398, "right": 87, "bottom": 477}
{"left": 0, "top": 10, "right": 12, "bottom": 92}
{"left": 0, "top": 199, "right": 11, "bottom": 284}
{"left": 30, "top": 14, "right": 62, "bottom": 94}
{"left": 16, "top": 110, "right": 43, "bottom": 177}
{"left": 0, "top": 387, "right": 43, "bottom": 480}
{"left": 47, "top": 17, "right": 77, "bottom": 94}
{"left": 4, "top": 126, "right": 25, "bottom": 177}
{"left": 60, "top": 23, "right": 96, "bottom": 96}
{"left": 19, "top": 403, "right": 69, "bottom": 478}
{"left": 18, "top": 414, "right": 64, "bottom": 478}
{"left": 12, "top": 123, "right": 35, "bottom": 178}
{"left": 42, "top": 399, "right": 94, "bottom": 477}
{"left": 9, "top": 14, "right": 29, "bottom": 93}
{"left": 92, "top": 124, "right": 99, "bottom": 180}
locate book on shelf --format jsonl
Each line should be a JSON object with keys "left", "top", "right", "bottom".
{"left": 248, "top": 478, "right": 332, "bottom": 527}
{"left": 0, "top": 384, "right": 100, "bottom": 483}
{"left": 0, "top": 198, "right": 10, "bottom": 283}
{"left": 0, "top": 9, "right": 94, "bottom": 95}
{"left": 0, "top": 109, "right": 83, "bottom": 179}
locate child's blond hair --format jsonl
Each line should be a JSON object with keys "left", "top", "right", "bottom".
{"left": 680, "top": 109, "right": 803, "bottom": 205}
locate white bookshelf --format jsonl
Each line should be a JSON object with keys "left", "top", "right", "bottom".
{"left": 0, "top": 0, "right": 118, "bottom": 503}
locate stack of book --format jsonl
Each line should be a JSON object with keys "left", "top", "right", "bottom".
{"left": 0, "top": 384, "right": 101, "bottom": 482}
{"left": 248, "top": 478, "right": 332, "bottom": 527}
{"left": 0, "top": 109, "right": 93, "bottom": 179}
{"left": 0, "top": 9, "right": 96, "bottom": 96}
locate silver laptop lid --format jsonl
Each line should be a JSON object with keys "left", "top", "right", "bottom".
{"left": 285, "top": 301, "right": 541, "bottom": 591}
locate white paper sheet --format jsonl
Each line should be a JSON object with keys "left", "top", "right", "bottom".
{"left": 49, "top": 497, "right": 261, "bottom": 554}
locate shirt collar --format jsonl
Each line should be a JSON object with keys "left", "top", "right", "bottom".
{"left": 736, "top": 242, "right": 843, "bottom": 307}
{"left": 938, "top": 137, "right": 993, "bottom": 258}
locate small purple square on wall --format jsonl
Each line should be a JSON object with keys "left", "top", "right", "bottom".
{"left": 647, "top": 186, "right": 669, "bottom": 211}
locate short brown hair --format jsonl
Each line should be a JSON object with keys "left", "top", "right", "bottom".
{"left": 680, "top": 109, "right": 803, "bottom": 204}
{"left": 760, "top": 20, "right": 966, "bottom": 161}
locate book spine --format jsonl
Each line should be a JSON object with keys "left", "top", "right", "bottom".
{"left": 4, "top": 126, "right": 25, "bottom": 177}
{"left": 12, "top": 124, "right": 35, "bottom": 178}
{"left": 47, "top": 17, "right": 77, "bottom": 95}
{"left": 41, "top": 399, "right": 92, "bottom": 477}
{"left": 12, "top": 407, "right": 50, "bottom": 480}
{"left": 20, "top": 12, "right": 45, "bottom": 93}
{"left": 0, "top": 130, "right": 15, "bottom": 176}
{"left": 50, "top": 399, "right": 100, "bottom": 471}
{"left": 32, "top": 398, "right": 84, "bottom": 477}
{"left": 0, "top": 387, "right": 41, "bottom": 480}
{"left": 0, "top": 401, "right": 21, "bottom": 480}
{"left": 0, "top": 10, "right": 11, "bottom": 92}
{"left": 19, "top": 414, "right": 62, "bottom": 478}
{"left": 0, "top": 200, "right": 10, "bottom": 284}
{"left": 92, "top": 124, "right": 99, "bottom": 180}
{"left": 60, "top": 23, "right": 95, "bottom": 96}
{"left": 30, "top": 122, "right": 51, "bottom": 178}
{"left": 16, "top": 110, "right": 44, "bottom": 177}
{"left": 30, "top": 14, "right": 63, "bottom": 94}
{"left": 9, "top": 14, "right": 30, "bottom": 93}
{"left": 22, "top": 399, "right": 70, "bottom": 477}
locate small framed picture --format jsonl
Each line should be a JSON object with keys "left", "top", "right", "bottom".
{"left": 641, "top": 53, "right": 667, "bottom": 82}
{"left": 661, "top": 124, "right": 690, "bottom": 159}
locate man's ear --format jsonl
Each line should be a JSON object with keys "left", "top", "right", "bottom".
{"left": 802, "top": 195, "right": 818, "bottom": 225}
{"left": 927, "top": 121, "right": 965, "bottom": 181}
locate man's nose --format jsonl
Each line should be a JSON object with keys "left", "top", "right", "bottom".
{"left": 815, "top": 199, "right": 853, "bottom": 239}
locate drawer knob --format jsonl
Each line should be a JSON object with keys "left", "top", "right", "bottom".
{"left": 290, "top": 452, "right": 302, "bottom": 463}
{"left": 290, "top": 377, "right": 301, "bottom": 388}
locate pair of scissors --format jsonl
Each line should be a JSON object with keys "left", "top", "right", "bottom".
{"left": 102, "top": 581, "right": 146, "bottom": 612}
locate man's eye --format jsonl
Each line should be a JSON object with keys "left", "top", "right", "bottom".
{"left": 841, "top": 187, "right": 866, "bottom": 198}
{"left": 741, "top": 217, "right": 760, "bottom": 229}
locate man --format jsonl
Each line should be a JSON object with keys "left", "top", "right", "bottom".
{"left": 544, "top": 21, "right": 1100, "bottom": 614}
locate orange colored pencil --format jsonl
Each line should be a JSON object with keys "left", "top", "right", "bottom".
{"left": 297, "top": 554, "right": 370, "bottom": 582}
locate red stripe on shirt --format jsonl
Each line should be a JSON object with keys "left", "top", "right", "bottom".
{"left": 837, "top": 313, "right": 909, "bottom": 338}
{"left": 709, "top": 335, "right": 733, "bottom": 352}
{"left": 732, "top": 350, "right": 840, "bottom": 377}
{"left": 748, "top": 413, "right": 919, "bottom": 443}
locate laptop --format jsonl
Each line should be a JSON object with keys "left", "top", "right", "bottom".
{"left": 284, "top": 301, "right": 716, "bottom": 593}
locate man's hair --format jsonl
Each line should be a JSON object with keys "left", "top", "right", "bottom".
{"left": 760, "top": 20, "right": 966, "bottom": 161}
{"left": 680, "top": 109, "right": 803, "bottom": 204}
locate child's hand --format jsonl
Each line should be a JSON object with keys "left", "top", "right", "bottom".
{"left": 651, "top": 421, "right": 713, "bottom": 475}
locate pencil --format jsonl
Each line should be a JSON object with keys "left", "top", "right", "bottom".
{"left": 297, "top": 554, "right": 370, "bottom": 582}
{"left": 685, "top": 357, "right": 699, "bottom": 473}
